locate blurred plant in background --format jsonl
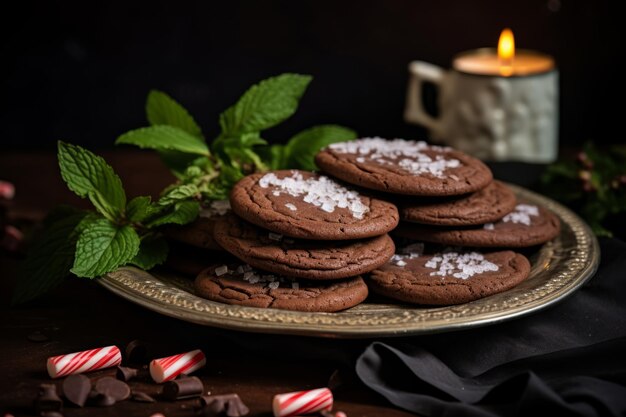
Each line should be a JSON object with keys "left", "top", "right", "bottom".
{"left": 541, "top": 142, "right": 626, "bottom": 238}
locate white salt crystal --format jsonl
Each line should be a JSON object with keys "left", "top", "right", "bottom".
{"left": 285, "top": 203, "right": 297, "bottom": 211}
{"left": 199, "top": 200, "right": 231, "bottom": 218}
{"left": 214, "top": 265, "right": 228, "bottom": 276}
{"left": 484, "top": 223, "right": 495, "bottom": 230}
{"left": 268, "top": 281, "right": 280, "bottom": 289}
{"left": 268, "top": 232, "right": 283, "bottom": 241}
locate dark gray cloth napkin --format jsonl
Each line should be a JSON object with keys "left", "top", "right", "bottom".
{"left": 356, "top": 237, "right": 626, "bottom": 417}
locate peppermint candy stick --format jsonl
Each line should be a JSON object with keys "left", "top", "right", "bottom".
{"left": 149, "top": 349, "right": 206, "bottom": 383}
{"left": 272, "top": 387, "right": 333, "bottom": 417}
{"left": 46, "top": 345, "right": 121, "bottom": 379}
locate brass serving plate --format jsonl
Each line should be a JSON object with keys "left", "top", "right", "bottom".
{"left": 99, "top": 185, "right": 600, "bottom": 338}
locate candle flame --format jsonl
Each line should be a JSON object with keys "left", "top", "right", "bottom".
{"left": 498, "top": 28, "right": 515, "bottom": 76}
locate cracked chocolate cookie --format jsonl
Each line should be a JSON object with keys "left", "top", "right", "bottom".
{"left": 229, "top": 170, "right": 399, "bottom": 240}
{"left": 194, "top": 264, "right": 369, "bottom": 312}
{"left": 315, "top": 138, "right": 492, "bottom": 196}
{"left": 368, "top": 245, "right": 531, "bottom": 305}
{"left": 213, "top": 213, "right": 395, "bottom": 280}
{"left": 164, "top": 201, "right": 231, "bottom": 251}
{"left": 399, "top": 181, "right": 517, "bottom": 226}
{"left": 394, "top": 203, "right": 561, "bottom": 247}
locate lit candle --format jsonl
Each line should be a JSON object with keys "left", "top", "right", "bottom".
{"left": 452, "top": 28, "right": 554, "bottom": 76}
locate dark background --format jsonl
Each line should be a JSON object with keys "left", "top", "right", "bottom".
{"left": 0, "top": 0, "right": 620, "bottom": 151}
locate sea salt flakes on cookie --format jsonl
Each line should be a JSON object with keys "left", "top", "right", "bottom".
{"left": 368, "top": 246, "right": 531, "bottom": 305}
{"left": 315, "top": 137, "right": 493, "bottom": 196}
{"left": 424, "top": 252, "right": 499, "bottom": 279}
{"left": 229, "top": 170, "right": 399, "bottom": 240}
{"left": 259, "top": 171, "right": 369, "bottom": 219}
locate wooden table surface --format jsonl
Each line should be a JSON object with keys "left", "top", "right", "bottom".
{"left": 0, "top": 151, "right": 415, "bottom": 417}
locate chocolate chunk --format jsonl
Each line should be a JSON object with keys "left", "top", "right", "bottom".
{"left": 124, "top": 339, "right": 148, "bottom": 364}
{"left": 94, "top": 376, "right": 130, "bottom": 401}
{"left": 87, "top": 389, "right": 100, "bottom": 400}
{"left": 40, "top": 412, "right": 64, "bottom": 417}
{"left": 200, "top": 393, "right": 249, "bottom": 417}
{"left": 93, "top": 394, "right": 116, "bottom": 407}
{"left": 131, "top": 391, "right": 156, "bottom": 403}
{"left": 27, "top": 331, "right": 49, "bottom": 343}
{"left": 320, "top": 411, "right": 348, "bottom": 417}
{"left": 34, "top": 384, "right": 63, "bottom": 413}
{"left": 162, "top": 376, "right": 204, "bottom": 400}
{"left": 61, "top": 374, "right": 91, "bottom": 407}
{"left": 116, "top": 366, "right": 138, "bottom": 382}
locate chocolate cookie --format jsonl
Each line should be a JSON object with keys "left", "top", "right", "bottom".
{"left": 229, "top": 170, "right": 399, "bottom": 240}
{"left": 394, "top": 203, "right": 561, "bottom": 247}
{"left": 194, "top": 264, "right": 368, "bottom": 312}
{"left": 315, "top": 138, "right": 493, "bottom": 196}
{"left": 164, "top": 201, "right": 231, "bottom": 250}
{"left": 165, "top": 242, "right": 237, "bottom": 277}
{"left": 400, "top": 181, "right": 517, "bottom": 226}
{"left": 369, "top": 245, "right": 531, "bottom": 305}
{"left": 213, "top": 214, "right": 395, "bottom": 280}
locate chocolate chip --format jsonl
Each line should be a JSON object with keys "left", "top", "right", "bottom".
{"left": 116, "top": 366, "right": 138, "bottom": 382}
{"left": 93, "top": 394, "right": 116, "bottom": 407}
{"left": 27, "top": 331, "right": 49, "bottom": 343}
{"left": 94, "top": 376, "right": 130, "bottom": 401}
{"left": 131, "top": 391, "right": 156, "bottom": 403}
{"left": 124, "top": 339, "right": 148, "bottom": 364}
{"left": 162, "top": 376, "right": 204, "bottom": 401}
{"left": 61, "top": 374, "right": 91, "bottom": 407}
{"left": 34, "top": 384, "right": 63, "bottom": 413}
{"left": 199, "top": 393, "right": 249, "bottom": 417}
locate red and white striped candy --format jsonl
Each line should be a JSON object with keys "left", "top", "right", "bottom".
{"left": 46, "top": 345, "right": 122, "bottom": 379}
{"left": 149, "top": 349, "right": 206, "bottom": 383}
{"left": 272, "top": 387, "right": 333, "bottom": 417}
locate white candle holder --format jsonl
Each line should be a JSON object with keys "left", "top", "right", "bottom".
{"left": 404, "top": 49, "right": 558, "bottom": 163}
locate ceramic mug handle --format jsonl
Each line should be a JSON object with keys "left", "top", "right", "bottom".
{"left": 404, "top": 61, "right": 446, "bottom": 135}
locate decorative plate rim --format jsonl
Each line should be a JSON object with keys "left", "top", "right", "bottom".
{"left": 99, "top": 184, "right": 600, "bottom": 338}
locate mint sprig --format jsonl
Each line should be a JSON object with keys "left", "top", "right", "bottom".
{"left": 116, "top": 73, "right": 357, "bottom": 203}
{"left": 15, "top": 73, "right": 358, "bottom": 304}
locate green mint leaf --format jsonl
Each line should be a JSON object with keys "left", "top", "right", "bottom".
{"left": 219, "top": 73, "right": 312, "bottom": 136}
{"left": 146, "top": 90, "right": 203, "bottom": 138}
{"left": 130, "top": 234, "right": 169, "bottom": 270}
{"left": 158, "top": 150, "right": 206, "bottom": 180}
{"left": 58, "top": 141, "right": 126, "bottom": 222}
{"left": 71, "top": 218, "right": 140, "bottom": 278}
{"left": 12, "top": 210, "right": 92, "bottom": 304}
{"left": 147, "top": 200, "right": 200, "bottom": 227}
{"left": 213, "top": 132, "right": 268, "bottom": 170}
{"left": 284, "top": 125, "right": 357, "bottom": 170}
{"left": 158, "top": 184, "right": 199, "bottom": 206}
{"left": 257, "top": 145, "right": 286, "bottom": 170}
{"left": 116, "top": 125, "right": 210, "bottom": 156}
{"left": 126, "top": 196, "right": 155, "bottom": 222}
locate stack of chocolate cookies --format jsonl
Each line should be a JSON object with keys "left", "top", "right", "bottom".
{"left": 192, "top": 170, "right": 400, "bottom": 312}
{"left": 315, "top": 138, "right": 561, "bottom": 305}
